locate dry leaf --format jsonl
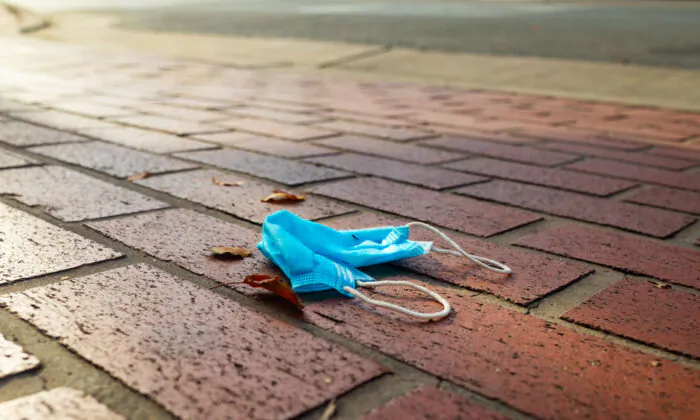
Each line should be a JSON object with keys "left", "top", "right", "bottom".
{"left": 319, "top": 399, "right": 337, "bottom": 420}
{"left": 212, "top": 176, "right": 243, "bottom": 187}
{"left": 648, "top": 281, "right": 671, "bottom": 289}
{"left": 210, "top": 246, "right": 253, "bottom": 258}
{"left": 261, "top": 190, "right": 306, "bottom": 203}
{"left": 650, "top": 360, "right": 661, "bottom": 367}
{"left": 244, "top": 274, "right": 303, "bottom": 309}
{"left": 127, "top": 171, "right": 152, "bottom": 181}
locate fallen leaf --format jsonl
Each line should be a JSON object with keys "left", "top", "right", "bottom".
{"left": 244, "top": 274, "right": 303, "bottom": 309}
{"left": 319, "top": 399, "right": 337, "bottom": 420}
{"left": 212, "top": 176, "right": 243, "bottom": 187}
{"left": 648, "top": 281, "right": 671, "bottom": 289}
{"left": 127, "top": 171, "right": 153, "bottom": 181}
{"left": 210, "top": 246, "right": 253, "bottom": 258}
{"left": 261, "top": 190, "right": 306, "bottom": 203}
{"left": 650, "top": 360, "right": 661, "bottom": 367}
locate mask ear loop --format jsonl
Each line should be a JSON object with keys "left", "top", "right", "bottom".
{"left": 343, "top": 280, "right": 451, "bottom": 321}
{"left": 405, "top": 222, "right": 512, "bottom": 275}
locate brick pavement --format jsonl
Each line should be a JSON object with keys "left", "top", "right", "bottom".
{"left": 0, "top": 37, "right": 699, "bottom": 419}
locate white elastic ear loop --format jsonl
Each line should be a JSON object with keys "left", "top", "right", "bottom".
{"left": 343, "top": 280, "right": 451, "bottom": 321}
{"left": 405, "top": 222, "right": 512, "bottom": 275}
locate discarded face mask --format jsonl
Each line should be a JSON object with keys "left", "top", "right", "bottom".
{"left": 258, "top": 210, "right": 511, "bottom": 321}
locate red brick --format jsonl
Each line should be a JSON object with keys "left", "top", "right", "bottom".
{"left": 46, "top": 100, "right": 135, "bottom": 119}
{"left": 304, "top": 278, "right": 700, "bottom": 420}
{"left": 563, "top": 278, "right": 700, "bottom": 358}
{"left": 81, "top": 126, "right": 215, "bottom": 154}
{"left": 217, "top": 118, "right": 338, "bottom": 141}
{"left": 0, "top": 202, "right": 120, "bottom": 284}
{"left": 514, "top": 125, "right": 649, "bottom": 151}
{"left": 0, "top": 166, "right": 168, "bottom": 221}
{"left": 316, "top": 136, "right": 464, "bottom": 164}
{"left": 457, "top": 180, "right": 694, "bottom": 238}
{"left": 316, "top": 120, "right": 436, "bottom": 142}
{"left": 308, "top": 153, "right": 486, "bottom": 190}
{"left": 432, "top": 128, "right": 540, "bottom": 145}
{"left": 364, "top": 386, "right": 508, "bottom": 420}
{"left": 624, "top": 186, "right": 700, "bottom": 215}
{"left": 138, "top": 169, "right": 353, "bottom": 224}
{"left": 0, "top": 334, "right": 40, "bottom": 379}
{"left": 0, "top": 120, "right": 90, "bottom": 147}
{"left": 570, "top": 120, "right": 690, "bottom": 142}
{"left": 0, "top": 148, "right": 36, "bottom": 169}
{"left": 241, "top": 100, "right": 323, "bottom": 114}
{"left": 227, "top": 106, "right": 328, "bottom": 124}
{"left": 539, "top": 142, "right": 697, "bottom": 170}
{"left": 445, "top": 158, "right": 636, "bottom": 196}
{"left": 478, "top": 106, "right": 577, "bottom": 125}
{"left": 175, "top": 149, "right": 350, "bottom": 186}
{"left": 29, "top": 141, "right": 197, "bottom": 178}
{"left": 0, "top": 265, "right": 383, "bottom": 420}
{"left": 325, "top": 213, "right": 591, "bottom": 304}
{"left": 566, "top": 158, "right": 700, "bottom": 192}
{"left": 314, "top": 177, "right": 540, "bottom": 237}
{"left": 515, "top": 224, "right": 700, "bottom": 289}
{"left": 0, "top": 388, "right": 124, "bottom": 420}
{"left": 405, "top": 111, "right": 520, "bottom": 132}
{"left": 320, "top": 110, "right": 413, "bottom": 128}
{"left": 88, "top": 208, "right": 284, "bottom": 297}
{"left": 188, "top": 131, "right": 264, "bottom": 147}
{"left": 11, "top": 110, "right": 119, "bottom": 132}
{"left": 157, "top": 95, "right": 231, "bottom": 110}
{"left": 132, "top": 103, "right": 230, "bottom": 122}
{"left": 111, "top": 114, "right": 227, "bottom": 136}
{"left": 424, "top": 137, "right": 578, "bottom": 167}
{"left": 229, "top": 137, "right": 337, "bottom": 158}
{"left": 647, "top": 146, "right": 700, "bottom": 162}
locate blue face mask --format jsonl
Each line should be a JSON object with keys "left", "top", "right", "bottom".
{"left": 258, "top": 210, "right": 510, "bottom": 320}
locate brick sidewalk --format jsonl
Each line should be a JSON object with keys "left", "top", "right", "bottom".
{"left": 0, "top": 37, "right": 699, "bottom": 420}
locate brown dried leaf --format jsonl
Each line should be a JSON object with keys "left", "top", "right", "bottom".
{"left": 127, "top": 171, "right": 153, "bottom": 181}
{"left": 648, "top": 281, "right": 671, "bottom": 289}
{"left": 261, "top": 190, "right": 306, "bottom": 203}
{"left": 319, "top": 399, "right": 337, "bottom": 420}
{"left": 244, "top": 274, "right": 303, "bottom": 309}
{"left": 212, "top": 176, "right": 244, "bottom": 187}
{"left": 210, "top": 246, "right": 253, "bottom": 258}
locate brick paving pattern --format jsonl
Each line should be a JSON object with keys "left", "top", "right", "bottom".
{"left": 0, "top": 37, "right": 699, "bottom": 419}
